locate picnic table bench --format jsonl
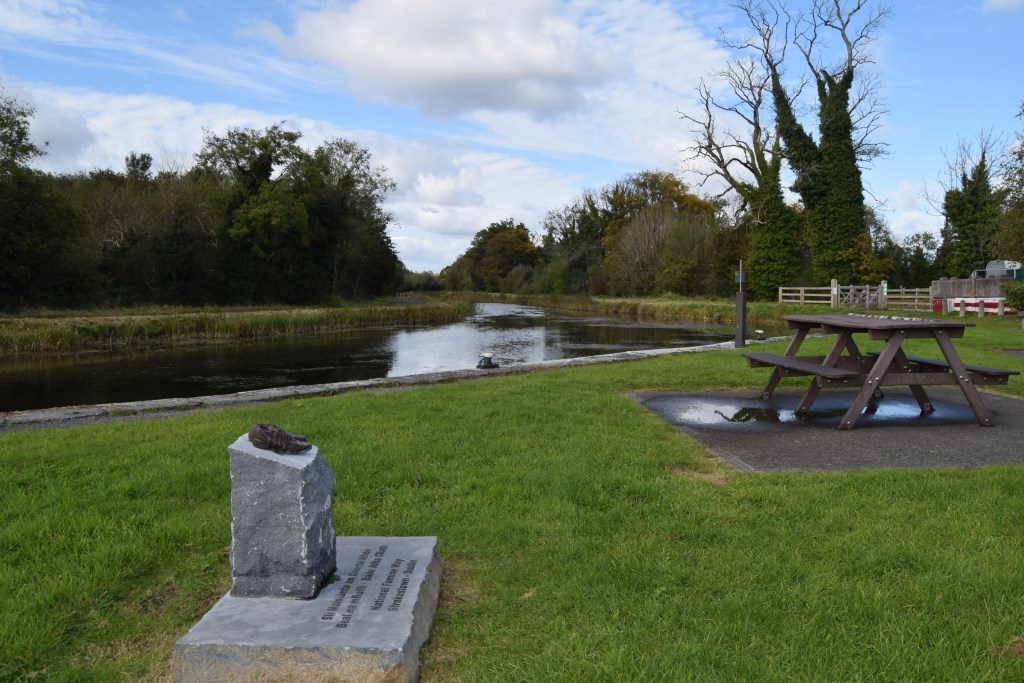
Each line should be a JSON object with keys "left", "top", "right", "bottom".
{"left": 744, "top": 314, "right": 1019, "bottom": 429}
{"left": 864, "top": 352, "right": 1018, "bottom": 384}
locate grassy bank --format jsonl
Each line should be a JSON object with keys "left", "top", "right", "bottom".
{"left": 0, "top": 292, "right": 947, "bottom": 356}
{"left": 2, "top": 313, "right": 1023, "bottom": 681}
{"left": 0, "top": 301, "right": 473, "bottom": 355}
{"left": 448, "top": 291, "right": 890, "bottom": 332}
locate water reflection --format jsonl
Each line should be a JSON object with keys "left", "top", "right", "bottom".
{"left": 643, "top": 391, "right": 971, "bottom": 432}
{"left": 0, "top": 303, "right": 730, "bottom": 412}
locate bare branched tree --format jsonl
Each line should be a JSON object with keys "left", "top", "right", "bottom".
{"left": 681, "top": 58, "right": 777, "bottom": 207}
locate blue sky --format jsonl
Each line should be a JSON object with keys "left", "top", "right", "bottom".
{"left": 1, "top": 0, "right": 1022, "bottom": 273}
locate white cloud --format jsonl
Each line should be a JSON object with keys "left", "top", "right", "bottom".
{"left": 255, "top": 0, "right": 727, "bottom": 148}
{"left": 16, "top": 84, "right": 277, "bottom": 172}
{"left": 982, "top": 0, "right": 1024, "bottom": 10}
{"left": 890, "top": 210, "right": 942, "bottom": 240}
{"left": 0, "top": 0, "right": 327, "bottom": 96}
{"left": 383, "top": 146, "right": 583, "bottom": 246}
{"left": 257, "top": 0, "right": 619, "bottom": 118}
{"left": 882, "top": 181, "right": 943, "bottom": 240}
{"left": 392, "top": 235, "right": 467, "bottom": 274}
{"left": 453, "top": 0, "right": 728, "bottom": 168}
{"left": 889, "top": 181, "right": 926, "bottom": 212}
{"left": 0, "top": 0, "right": 101, "bottom": 44}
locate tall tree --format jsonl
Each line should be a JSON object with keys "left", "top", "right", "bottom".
{"left": 442, "top": 219, "right": 538, "bottom": 292}
{"left": 302, "top": 138, "right": 402, "bottom": 298}
{"left": 600, "top": 171, "right": 717, "bottom": 294}
{"left": 732, "top": 0, "right": 890, "bottom": 284}
{"left": 682, "top": 58, "right": 805, "bottom": 297}
{"left": 996, "top": 100, "right": 1024, "bottom": 263}
{"left": 1, "top": 86, "right": 44, "bottom": 177}
{"left": 194, "top": 126, "right": 401, "bottom": 302}
{"left": 539, "top": 191, "right": 606, "bottom": 294}
{"left": 937, "top": 149, "right": 1006, "bottom": 277}
{"left": 0, "top": 88, "right": 92, "bottom": 309}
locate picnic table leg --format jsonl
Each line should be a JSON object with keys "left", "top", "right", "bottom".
{"left": 932, "top": 330, "right": 994, "bottom": 426}
{"left": 759, "top": 326, "right": 810, "bottom": 399}
{"left": 842, "top": 336, "right": 883, "bottom": 398}
{"left": 891, "top": 348, "right": 934, "bottom": 412}
{"left": 838, "top": 331, "right": 906, "bottom": 430}
{"left": 794, "top": 330, "right": 853, "bottom": 417}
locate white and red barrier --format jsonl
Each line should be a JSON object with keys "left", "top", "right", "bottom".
{"left": 946, "top": 298, "right": 1017, "bottom": 316}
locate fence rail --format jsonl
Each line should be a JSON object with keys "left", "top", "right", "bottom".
{"left": 778, "top": 280, "right": 933, "bottom": 312}
{"left": 886, "top": 286, "right": 932, "bottom": 311}
{"left": 777, "top": 286, "right": 833, "bottom": 306}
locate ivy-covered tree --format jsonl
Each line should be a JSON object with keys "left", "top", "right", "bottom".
{"left": 733, "top": 0, "right": 890, "bottom": 284}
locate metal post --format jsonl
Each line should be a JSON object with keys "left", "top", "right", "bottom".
{"left": 735, "top": 291, "right": 747, "bottom": 348}
{"left": 735, "top": 260, "right": 747, "bottom": 348}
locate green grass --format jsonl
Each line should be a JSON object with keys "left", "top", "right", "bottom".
{"left": 2, "top": 313, "right": 1023, "bottom": 681}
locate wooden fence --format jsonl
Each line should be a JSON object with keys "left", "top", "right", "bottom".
{"left": 779, "top": 280, "right": 932, "bottom": 312}
{"left": 777, "top": 286, "right": 833, "bottom": 306}
{"left": 885, "top": 286, "right": 933, "bottom": 312}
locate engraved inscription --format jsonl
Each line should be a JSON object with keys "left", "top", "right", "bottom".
{"left": 320, "top": 544, "right": 416, "bottom": 629}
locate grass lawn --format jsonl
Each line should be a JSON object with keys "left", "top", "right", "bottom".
{"left": 2, "top": 314, "right": 1024, "bottom": 681}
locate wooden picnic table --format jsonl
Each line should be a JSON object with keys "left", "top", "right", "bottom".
{"left": 744, "top": 314, "right": 1019, "bottom": 429}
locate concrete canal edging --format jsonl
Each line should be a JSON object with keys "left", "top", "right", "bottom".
{"left": 1, "top": 339, "right": 780, "bottom": 431}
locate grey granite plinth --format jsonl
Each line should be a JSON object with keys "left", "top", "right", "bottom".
{"left": 174, "top": 536, "right": 442, "bottom": 683}
{"left": 229, "top": 434, "right": 336, "bottom": 598}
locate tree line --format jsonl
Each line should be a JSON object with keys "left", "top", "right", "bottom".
{"left": 1, "top": 94, "right": 404, "bottom": 311}
{"left": 5, "top": 1, "right": 1023, "bottom": 309}
{"left": 442, "top": 0, "right": 1023, "bottom": 299}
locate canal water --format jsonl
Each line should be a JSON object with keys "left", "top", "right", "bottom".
{"left": 0, "top": 303, "right": 732, "bottom": 412}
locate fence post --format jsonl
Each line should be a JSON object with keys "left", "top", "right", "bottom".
{"left": 830, "top": 279, "right": 839, "bottom": 309}
{"left": 778, "top": 287, "right": 783, "bottom": 304}
{"left": 879, "top": 280, "right": 888, "bottom": 310}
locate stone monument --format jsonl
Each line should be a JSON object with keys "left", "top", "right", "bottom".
{"left": 173, "top": 425, "right": 442, "bottom": 683}
{"left": 229, "top": 426, "right": 337, "bottom": 598}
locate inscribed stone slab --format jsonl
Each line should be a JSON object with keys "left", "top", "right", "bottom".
{"left": 174, "top": 536, "right": 443, "bottom": 683}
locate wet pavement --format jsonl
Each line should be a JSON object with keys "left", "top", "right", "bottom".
{"left": 635, "top": 389, "right": 1024, "bottom": 472}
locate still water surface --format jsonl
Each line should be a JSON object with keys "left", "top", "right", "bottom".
{"left": 0, "top": 303, "right": 731, "bottom": 412}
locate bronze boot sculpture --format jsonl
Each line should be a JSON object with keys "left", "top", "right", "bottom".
{"left": 248, "top": 423, "right": 312, "bottom": 455}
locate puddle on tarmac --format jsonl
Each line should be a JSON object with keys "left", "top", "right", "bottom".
{"left": 644, "top": 392, "right": 974, "bottom": 430}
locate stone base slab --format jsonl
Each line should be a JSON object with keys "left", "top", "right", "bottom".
{"left": 174, "top": 537, "right": 442, "bottom": 683}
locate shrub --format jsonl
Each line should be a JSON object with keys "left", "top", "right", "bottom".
{"left": 1003, "top": 281, "right": 1024, "bottom": 311}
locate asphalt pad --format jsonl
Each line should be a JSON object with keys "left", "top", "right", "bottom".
{"left": 635, "top": 389, "right": 1024, "bottom": 473}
